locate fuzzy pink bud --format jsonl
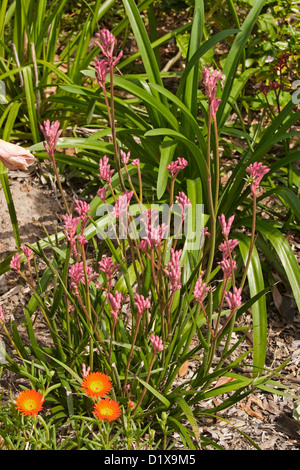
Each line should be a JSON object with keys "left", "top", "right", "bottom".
{"left": 163, "top": 248, "right": 182, "bottom": 292}
{"left": 246, "top": 162, "right": 270, "bottom": 195}
{"left": 82, "top": 363, "right": 90, "bottom": 378}
{"left": 21, "top": 246, "right": 33, "bottom": 259}
{"left": 120, "top": 149, "right": 130, "bottom": 165}
{"left": 219, "top": 239, "right": 239, "bottom": 259}
{"left": 74, "top": 199, "right": 91, "bottom": 219}
{"left": 150, "top": 334, "right": 164, "bottom": 354}
{"left": 95, "top": 29, "right": 116, "bottom": 60}
{"left": 211, "top": 97, "right": 222, "bottom": 118}
{"left": 62, "top": 213, "right": 80, "bottom": 253}
{"left": 218, "top": 214, "right": 235, "bottom": 237}
{"left": 113, "top": 191, "right": 133, "bottom": 219}
{"left": 99, "top": 155, "right": 114, "bottom": 184}
{"left": 105, "top": 290, "right": 123, "bottom": 320}
{"left": 95, "top": 29, "right": 123, "bottom": 67}
{"left": 69, "top": 262, "right": 98, "bottom": 294}
{"left": 40, "top": 120, "right": 62, "bottom": 157}
{"left": 131, "top": 159, "right": 140, "bottom": 168}
{"left": 218, "top": 258, "right": 237, "bottom": 278}
{"left": 95, "top": 59, "right": 109, "bottom": 89}
{"left": 144, "top": 223, "right": 168, "bottom": 250}
{"left": 202, "top": 226, "right": 211, "bottom": 238}
{"left": 134, "top": 294, "right": 151, "bottom": 316}
{"left": 225, "top": 287, "right": 242, "bottom": 311}
{"left": 175, "top": 191, "right": 191, "bottom": 215}
{"left": 167, "top": 157, "right": 188, "bottom": 178}
{"left": 10, "top": 253, "right": 22, "bottom": 272}
{"left": 202, "top": 68, "right": 223, "bottom": 101}
{"left": 99, "top": 256, "right": 119, "bottom": 289}
{"left": 202, "top": 67, "right": 223, "bottom": 119}
{"left": 194, "top": 277, "right": 210, "bottom": 303}
{"left": 97, "top": 186, "right": 108, "bottom": 203}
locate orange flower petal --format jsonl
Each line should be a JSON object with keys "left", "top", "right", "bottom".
{"left": 15, "top": 389, "right": 44, "bottom": 416}
{"left": 93, "top": 398, "right": 121, "bottom": 422}
{"left": 81, "top": 372, "right": 112, "bottom": 398}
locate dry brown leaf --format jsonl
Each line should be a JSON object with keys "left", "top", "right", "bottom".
{"left": 178, "top": 360, "right": 189, "bottom": 377}
{"left": 239, "top": 395, "right": 264, "bottom": 420}
{"left": 248, "top": 395, "right": 264, "bottom": 410}
{"left": 214, "top": 376, "right": 234, "bottom": 388}
{"left": 240, "top": 402, "right": 264, "bottom": 420}
{"left": 272, "top": 284, "right": 283, "bottom": 312}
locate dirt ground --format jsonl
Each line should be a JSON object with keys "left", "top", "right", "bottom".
{"left": 0, "top": 167, "right": 300, "bottom": 450}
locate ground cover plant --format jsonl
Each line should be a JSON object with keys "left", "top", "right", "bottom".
{"left": 0, "top": 0, "right": 299, "bottom": 450}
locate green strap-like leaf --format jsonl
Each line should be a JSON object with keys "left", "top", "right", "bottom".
{"left": 236, "top": 233, "right": 267, "bottom": 374}
{"left": 218, "top": 0, "right": 266, "bottom": 128}
{"left": 255, "top": 219, "right": 300, "bottom": 312}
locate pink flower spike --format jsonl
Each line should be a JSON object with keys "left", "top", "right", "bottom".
{"left": 99, "top": 256, "right": 119, "bottom": 286}
{"left": 82, "top": 363, "right": 90, "bottom": 378}
{"left": 137, "top": 239, "right": 148, "bottom": 253}
{"left": 105, "top": 290, "right": 123, "bottom": 320}
{"left": 163, "top": 248, "right": 182, "bottom": 292}
{"left": 218, "top": 258, "right": 237, "bottom": 278}
{"left": 62, "top": 214, "right": 80, "bottom": 237}
{"left": 69, "top": 262, "right": 85, "bottom": 288}
{"left": 62, "top": 213, "right": 80, "bottom": 253}
{"left": 99, "top": 155, "right": 114, "bottom": 184}
{"left": 113, "top": 191, "right": 133, "bottom": 219}
{"left": 120, "top": 149, "right": 130, "bottom": 165}
{"left": 211, "top": 97, "right": 222, "bottom": 119}
{"left": 95, "top": 29, "right": 117, "bottom": 62}
{"left": 218, "top": 214, "right": 235, "bottom": 238}
{"left": 97, "top": 187, "right": 108, "bottom": 203}
{"left": 131, "top": 159, "right": 140, "bottom": 168}
{"left": 0, "top": 139, "right": 36, "bottom": 171}
{"left": 194, "top": 277, "right": 210, "bottom": 303}
{"left": 219, "top": 238, "right": 239, "bottom": 259}
{"left": 69, "top": 262, "right": 98, "bottom": 294}
{"left": 74, "top": 199, "right": 91, "bottom": 220}
{"left": 21, "top": 246, "right": 33, "bottom": 259}
{"left": 144, "top": 223, "right": 169, "bottom": 250}
{"left": 10, "top": 253, "right": 22, "bottom": 272}
{"left": 175, "top": 191, "right": 191, "bottom": 214}
{"left": 95, "top": 59, "right": 109, "bottom": 89}
{"left": 202, "top": 226, "right": 211, "bottom": 238}
{"left": 202, "top": 67, "right": 223, "bottom": 102}
{"left": 95, "top": 29, "right": 123, "bottom": 68}
{"left": 246, "top": 162, "right": 270, "bottom": 194}
{"left": 134, "top": 294, "right": 151, "bottom": 316}
{"left": 225, "top": 287, "right": 242, "bottom": 311}
{"left": 167, "top": 157, "right": 188, "bottom": 178}
{"left": 150, "top": 334, "right": 164, "bottom": 354}
{"left": 40, "top": 120, "right": 62, "bottom": 157}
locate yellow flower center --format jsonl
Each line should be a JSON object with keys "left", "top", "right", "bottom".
{"left": 24, "top": 399, "right": 36, "bottom": 410}
{"left": 101, "top": 406, "right": 113, "bottom": 416}
{"left": 90, "top": 380, "right": 103, "bottom": 392}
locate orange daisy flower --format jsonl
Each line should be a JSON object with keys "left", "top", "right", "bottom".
{"left": 93, "top": 398, "right": 121, "bottom": 422}
{"left": 81, "top": 372, "right": 112, "bottom": 398}
{"left": 15, "top": 389, "right": 44, "bottom": 417}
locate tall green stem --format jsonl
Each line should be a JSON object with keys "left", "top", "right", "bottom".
{"left": 205, "top": 108, "right": 216, "bottom": 283}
